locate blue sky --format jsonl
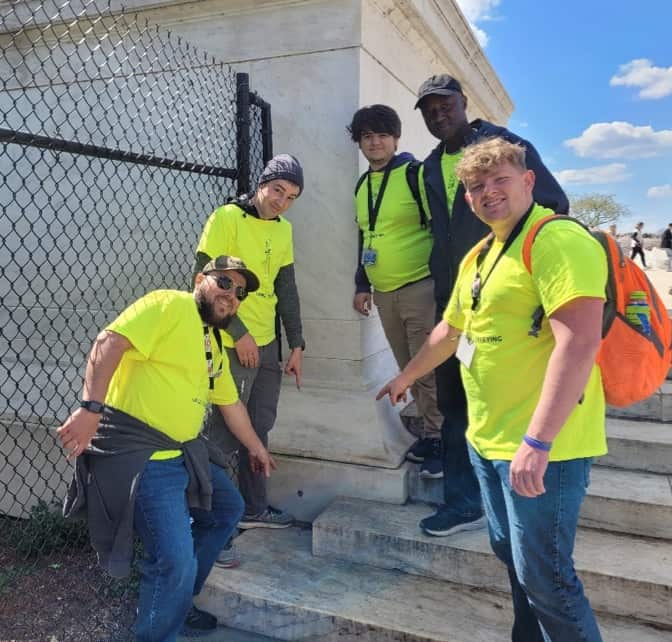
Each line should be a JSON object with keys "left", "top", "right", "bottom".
{"left": 457, "top": 0, "right": 672, "bottom": 233}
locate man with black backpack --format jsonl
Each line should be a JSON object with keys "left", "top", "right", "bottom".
{"left": 347, "top": 104, "right": 443, "bottom": 478}
{"left": 414, "top": 74, "right": 569, "bottom": 537}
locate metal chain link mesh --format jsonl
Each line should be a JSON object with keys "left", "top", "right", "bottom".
{"left": 0, "top": 1, "right": 271, "bottom": 638}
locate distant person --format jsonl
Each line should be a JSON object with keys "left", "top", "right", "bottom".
{"left": 631, "top": 221, "right": 647, "bottom": 267}
{"left": 378, "top": 138, "right": 606, "bottom": 642}
{"left": 347, "top": 104, "right": 443, "bottom": 478}
{"left": 58, "top": 256, "right": 275, "bottom": 640}
{"left": 661, "top": 223, "right": 672, "bottom": 250}
{"left": 413, "top": 73, "right": 569, "bottom": 537}
{"left": 608, "top": 223, "right": 618, "bottom": 238}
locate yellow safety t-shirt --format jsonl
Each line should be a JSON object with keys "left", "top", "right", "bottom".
{"left": 355, "top": 163, "right": 432, "bottom": 292}
{"left": 418, "top": 150, "right": 463, "bottom": 221}
{"left": 105, "top": 290, "right": 239, "bottom": 460}
{"left": 443, "top": 205, "right": 608, "bottom": 461}
{"left": 197, "top": 203, "right": 294, "bottom": 347}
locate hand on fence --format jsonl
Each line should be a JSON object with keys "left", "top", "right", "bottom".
{"left": 56, "top": 408, "right": 100, "bottom": 460}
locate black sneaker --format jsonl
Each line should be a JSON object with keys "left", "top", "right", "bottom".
{"left": 420, "top": 506, "right": 486, "bottom": 537}
{"left": 419, "top": 457, "right": 444, "bottom": 479}
{"left": 238, "top": 505, "right": 294, "bottom": 529}
{"left": 181, "top": 605, "right": 217, "bottom": 636}
{"left": 406, "top": 437, "right": 439, "bottom": 463}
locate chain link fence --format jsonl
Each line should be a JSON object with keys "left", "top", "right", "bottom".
{"left": 0, "top": 1, "right": 272, "bottom": 638}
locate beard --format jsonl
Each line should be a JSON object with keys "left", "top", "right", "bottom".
{"left": 195, "top": 289, "right": 233, "bottom": 330}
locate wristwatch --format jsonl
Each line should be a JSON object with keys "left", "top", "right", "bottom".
{"left": 80, "top": 400, "right": 105, "bottom": 414}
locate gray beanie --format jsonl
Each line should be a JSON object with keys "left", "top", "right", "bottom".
{"left": 258, "top": 153, "right": 304, "bottom": 195}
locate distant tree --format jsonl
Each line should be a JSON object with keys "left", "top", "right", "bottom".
{"left": 569, "top": 193, "right": 630, "bottom": 228}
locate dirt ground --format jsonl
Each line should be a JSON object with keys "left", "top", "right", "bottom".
{"left": 0, "top": 543, "right": 136, "bottom": 642}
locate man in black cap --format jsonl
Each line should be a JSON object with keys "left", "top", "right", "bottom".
{"left": 414, "top": 74, "right": 569, "bottom": 537}
{"left": 58, "top": 256, "right": 275, "bottom": 640}
{"left": 193, "top": 154, "right": 305, "bottom": 537}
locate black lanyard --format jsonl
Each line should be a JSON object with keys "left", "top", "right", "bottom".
{"left": 471, "top": 208, "right": 532, "bottom": 311}
{"left": 367, "top": 164, "right": 393, "bottom": 233}
{"left": 203, "top": 326, "right": 223, "bottom": 390}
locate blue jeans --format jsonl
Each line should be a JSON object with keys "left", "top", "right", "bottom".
{"left": 133, "top": 457, "right": 244, "bottom": 642}
{"left": 468, "top": 445, "right": 602, "bottom": 642}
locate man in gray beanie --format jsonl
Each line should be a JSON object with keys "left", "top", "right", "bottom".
{"left": 192, "top": 154, "right": 305, "bottom": 558}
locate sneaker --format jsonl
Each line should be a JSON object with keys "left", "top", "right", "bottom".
{"left": 214, "top": 542, "right": 240, "bottom": 569}
{"left": 419, "top": 457, "right": 444, "bottom": 479}
{"left": 419, "top": 506, "right": 486, "bottom": 537}
{"left": 405, "top": 437, "right": 439, "bottom": 463}
{"left": 181, "top": 605, "right": 217, "bottom": 635}
{"left": 238, "top": 505, "right": 294, "bottom": 529}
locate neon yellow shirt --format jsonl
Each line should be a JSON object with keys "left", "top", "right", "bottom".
{"left": 418, "top": 150, "right": 464, "bottom": 220}
{"left": 443, "top": 206, "right": 608, "bottom": 461}
{"left": 196, "top": 203, "right": 294, "bottom": 347}
{"left": 105, "top": 290, "right": 238, "bottom": 460}
{"left": 355, "top": 163, "right": 432, "bottom": 292}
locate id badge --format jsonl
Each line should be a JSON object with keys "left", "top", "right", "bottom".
{"left": 361, "top": 247, "right": 378, "bottom": 266}
{"left": 456, "top": 334, "right": 475, "bottom": 369}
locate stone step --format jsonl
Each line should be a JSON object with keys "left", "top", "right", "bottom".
{"left": 409, "top": 466, "right": 672, "bottom": 539}
{"left": 599, "top": 418, "right": 672, "bottom": 474}
{"left": 607, "top": 382, "right": 672, "bottom": 422}
{"left": 198, "top": 527, "right": 669, "bottom": 642}
{"left": 313, "top": 498, "right": 672, "bottom": 628}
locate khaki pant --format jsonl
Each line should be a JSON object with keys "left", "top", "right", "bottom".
{"left": 374, "top": 277, "right": 442, "bottom": 438}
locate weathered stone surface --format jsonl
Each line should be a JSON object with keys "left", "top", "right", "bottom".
{"left": 599, "top": 418, "right": 672, "bottom": 474}
{"left": 199, "top": 527, "right": 671, "bottom": 641}
{"left": 313, "top": 498, "right": 672, "bottom": 627}
{"left": 607, "top": 383, "right": 672, "bottom": 422}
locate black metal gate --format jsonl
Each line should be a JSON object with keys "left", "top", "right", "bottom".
{"left": 0, "top": 1, "right": 272, "bottom": 639}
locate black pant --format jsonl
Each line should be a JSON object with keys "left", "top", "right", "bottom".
{"left": 630, "top": 245, "right": 646, "bottom": 267}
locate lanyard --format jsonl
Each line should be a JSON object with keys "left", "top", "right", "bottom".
{"left": 367, "top": 164, "right": 393, "bottom": 233}
{"left": 203, "top": 326, "right": 223, "bottom": 390}
{"left": 471, "top": 208, "right": 532, "bottom": 311}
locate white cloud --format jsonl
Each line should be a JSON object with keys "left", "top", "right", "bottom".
{"left": 610, "top": 59, "right": 672, "bottom": 99}
{"left": 647, "top": 184, "right": 672, "bottom": 198}
{"left": 554, "top": 163, "right": 630, "bottom": 186}
{"left": 564, "top": 122, "right": 672, "bottom": 159}
{"left": 455, "top": 0, "right": 501, "bottom": 47}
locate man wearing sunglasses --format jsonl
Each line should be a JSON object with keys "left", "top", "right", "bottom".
{"left": 193, "top": 153, "right": 305, "bottom": 533}
{"left": 57, "top": 255, "right": 277, "bottom": 640}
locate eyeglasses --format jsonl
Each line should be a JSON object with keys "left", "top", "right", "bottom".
{"left": 206, "top": 273, "right": 248, "bottom": 301}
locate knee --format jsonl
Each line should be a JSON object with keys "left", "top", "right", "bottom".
{"left": 154, "top": 547, "right": 197, "bottom": 590}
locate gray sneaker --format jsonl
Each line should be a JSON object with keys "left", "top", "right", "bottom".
{"left": 238, "top": 505, "right": 294, "bottom": 529}
{"left": 214, "top": 542, "right": 240, "bottom": 569}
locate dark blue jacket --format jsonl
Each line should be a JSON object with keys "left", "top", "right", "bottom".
{"left": 423, "top": 119, "right": 569, "bottom": 306}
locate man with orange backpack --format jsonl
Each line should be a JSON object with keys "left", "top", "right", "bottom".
{"left": 378, "top": 137, "right": 607, "bottom": 642}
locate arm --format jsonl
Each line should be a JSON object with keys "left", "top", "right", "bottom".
{"left": 509, "top": 297, "right": 603, "bottom": 497}
{"left": 275, "top": 264, "right": 305, "bottom": 389}
{"left": 354, "top": 230, "right": 373, "bottom": 315}
{"left": 376, "top": 320, "right": 461, "bottom": 403}
{"left": 56, "top": 330, "right": 132, "bottom": 459}
{"left": 218, "top": 400, "right": 276, "bottom": 477}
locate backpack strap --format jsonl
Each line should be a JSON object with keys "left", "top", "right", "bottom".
{"left": 405, "top": 160, "right": 428, "bottom": 229}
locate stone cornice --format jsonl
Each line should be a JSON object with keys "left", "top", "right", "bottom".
{"left": 366, "top": 0, "right": 513, "bottom": 122}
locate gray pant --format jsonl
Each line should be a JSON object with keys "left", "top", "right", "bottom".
{"left": 203, "top": 339, "right": 282, "bottom": 516}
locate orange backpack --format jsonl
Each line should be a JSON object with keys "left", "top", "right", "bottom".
{"left": 521, "top": 215, "right": 672, "bottom": 408}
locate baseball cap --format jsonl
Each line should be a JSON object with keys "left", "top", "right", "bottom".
{"left": 414, "top": 74, "right": 464, "bottom": 109}
{"left": 201, "top": 255, "right": 260, "bottom": 293}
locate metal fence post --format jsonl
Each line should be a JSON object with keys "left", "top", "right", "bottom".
{"left": 236, "top": 72, "right": 251, "bottom": 195}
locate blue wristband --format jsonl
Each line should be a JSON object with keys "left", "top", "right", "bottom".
{"left": 523, "top": 435, "right": 552, "bottom": 452}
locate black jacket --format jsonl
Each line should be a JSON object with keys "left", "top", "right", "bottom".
{"left": 63, "top": 407, "right": 229, "bottom": 577}
{"left": 423, "top": 119, "right": 569, "bottom": 306}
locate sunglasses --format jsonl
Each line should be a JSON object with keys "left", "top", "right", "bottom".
{"left": 207, "top": 273, "right": 248, "bottom": 301}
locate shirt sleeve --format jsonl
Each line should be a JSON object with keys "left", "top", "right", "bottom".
{"left": 209, "top": 349, "right": 239, "bottom": 405}
{"left": 530, "top": 222, "right": 607, "bottom": 316}
{"left": 442, "top": 269, "right": 466, "bottom": 330}
{"left": 105, "top": 291, "right": 168, "bottom": 359}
